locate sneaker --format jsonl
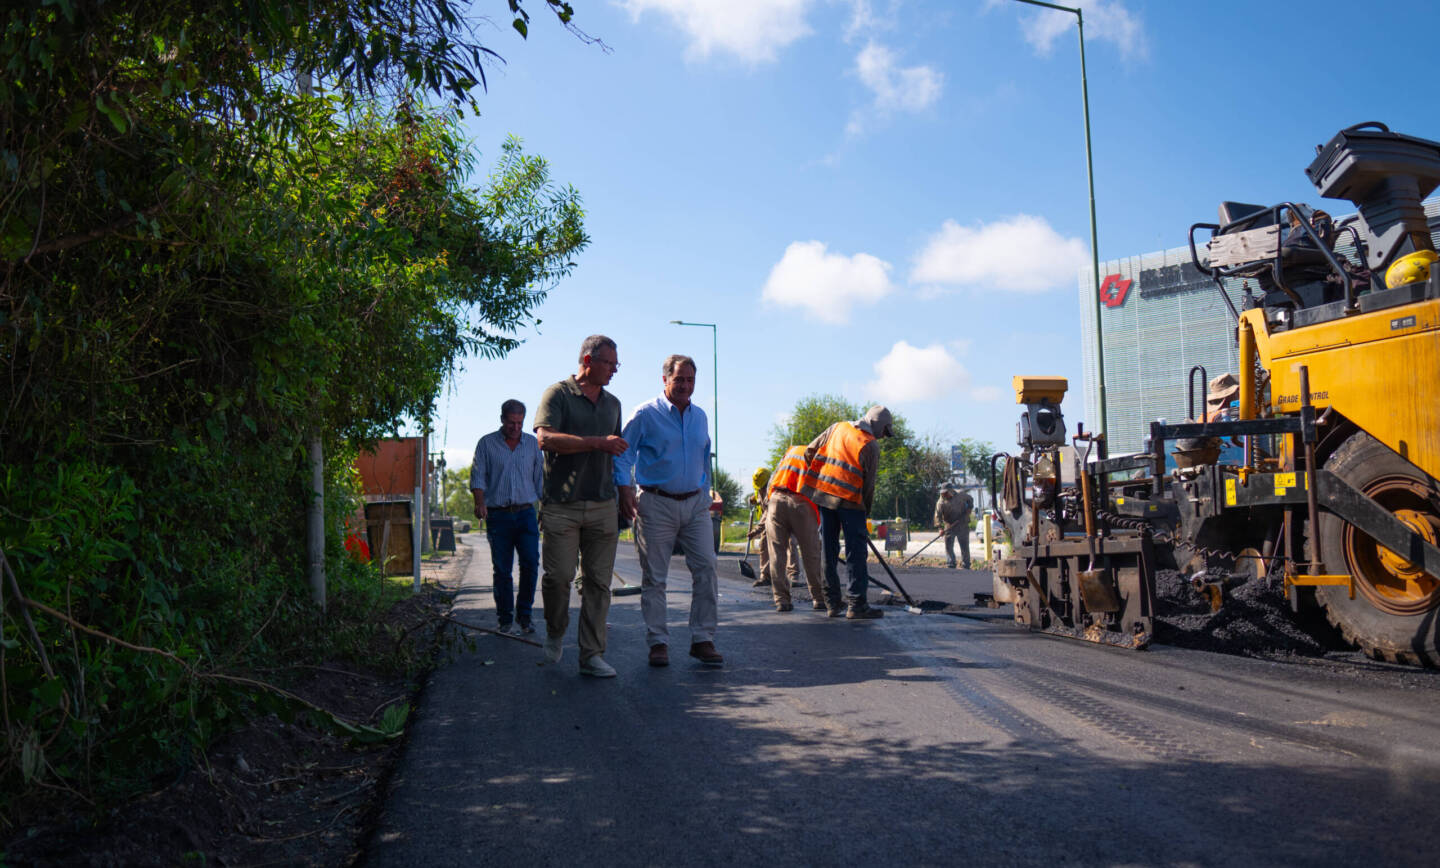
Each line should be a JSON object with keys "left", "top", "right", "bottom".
{"left": 498, "top": 622, "right": 519, "bottom": 636}
{"left": 846, "top": 605, "right": 884, "bottom": 620}
{"left": 579, "top": 655, "right": 617, "bottom": 678}
{"left": 775, "top": 602, "right": 794, "bottom": 613}
{"left": 648, "top": 644, "right": 670, "bottom": 667}
{"left": 812, "top": 600, "right": 828, "bottom": 611}
{"left": 543, "top": 633, "right": 564, "bottom": 665}
{"left": 689, "top": 641, "right": 724, "bottom": 667}
{"left": 518, "top": 621, "right": 536, "bottom": 635}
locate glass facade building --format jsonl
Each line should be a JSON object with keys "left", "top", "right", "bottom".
{"left": 1079, "top": 197, "right": 1440, "bottom": 455}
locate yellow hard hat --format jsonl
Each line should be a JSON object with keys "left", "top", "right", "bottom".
{"left": 751, "top": 467, "right": 771, "bottom": 488}
{"left": 1385, "top": 250, "right": 1439, "bottom": 289}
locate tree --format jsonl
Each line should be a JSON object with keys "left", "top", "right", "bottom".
{"left": 443, "top": 466, "right": 478, "bottom": 523}
{"left": 765, "top": 394, "right": 860, "bottom": 468}
{"left": 712, "top": 467, "right": 742, "bottom": 517}
{"left": 0, "top": 0, "right": 591, "bottom": 808}
{"left": 949, "top": 437, "right": 1002, "bottom": 491}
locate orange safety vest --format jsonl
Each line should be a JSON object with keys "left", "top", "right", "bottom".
{"left": 769, "top": 445, "right": 809, "bottom": 495}
{"left": 799, "top": 422, "right": 873, "bottom": 507}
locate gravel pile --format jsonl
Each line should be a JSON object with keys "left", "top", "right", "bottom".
{"left": 1153, "top": 569, "right": 1339, "bottom": 660}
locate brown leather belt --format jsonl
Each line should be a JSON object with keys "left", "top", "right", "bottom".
{"left": 640, "top": 485, "right": 699, "bottom": 501}
{"left": 493, "top": 503, "right": 533, "bottom": 512}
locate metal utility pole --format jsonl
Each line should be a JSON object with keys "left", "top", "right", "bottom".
{"left": 1009, "top": 0, "right": 1107, "bottom": 435}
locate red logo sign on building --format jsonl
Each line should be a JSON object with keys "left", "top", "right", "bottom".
{"left": 1099, "top": 273, "right": 1132, "bottom": 308}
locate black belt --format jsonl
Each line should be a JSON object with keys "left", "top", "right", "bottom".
{"left": 640, "top": 485, "right": 699, "bottom": 501}
{"left": 493, "top": 503, "right": 533, "bottom": 512}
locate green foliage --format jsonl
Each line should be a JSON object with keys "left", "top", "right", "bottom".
{"left": 711, "top": 468, "right": 741, "bottom": 516}
{"left": 765, "top": 394, "right": 862, "bottom": 468}
{"left": 442, "top": 466, "right": 478, "bottom": 522}
{"left": 0, "top": 0, "right": 587, "bottom": 816}
{"left": 948, "top": 437, "right": 1000, "bottom": 489}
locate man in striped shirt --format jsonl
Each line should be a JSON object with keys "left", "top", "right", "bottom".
{"left": 471, "top": 399, "right": 545, "bottom": 635}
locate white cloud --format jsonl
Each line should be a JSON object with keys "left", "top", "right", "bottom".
{"left": 618, "top": 0, "right": 815, "bottom": 64}
{"left": 1003, "top": 0, "right": 1149, "bottom": 61}
{"left": 761, "top": 240, "right": 896, "bottom": 324}
{"left": 863, "top": 341, "right": 971, "bottom": 403}
{"left": 847, "top": 40, "right": 943, "bottom": 135}
{"left": 843, "top": 0, "right": 895, "bottom": 43}
{"left": 910, "top": 215, "right": 1088, "bottom": 292}
{"left": 970, "top": 385, "right": 1003, "bottom": 402}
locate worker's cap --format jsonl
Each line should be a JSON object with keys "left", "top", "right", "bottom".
{"left": 860, "top": 405, "right": 894, "bottom": 438}
{"left": 940, "top": 483, "right": 955, "bottom": 494}
{"left": 1206, "top": 373, "right": 1240, "bottom": 407}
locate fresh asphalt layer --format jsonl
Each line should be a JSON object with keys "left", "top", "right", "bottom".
{"left": 364, "top": 536, "right": 1440, "bottom": 867}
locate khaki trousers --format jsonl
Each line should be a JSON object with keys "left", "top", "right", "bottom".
{"left": 540, "top": 499, "right": 618, "bottom": 662}
{"left": 633, "top": 491, "right": 719, "bottom": 647}
{"left": 756, "top": 526, "right": 800, "bottom": 585}
{"left": 764, "top": 491, "right": 825, "bottom": 606}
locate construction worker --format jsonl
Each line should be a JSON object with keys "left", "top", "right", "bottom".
{"left": 799, "top": 405, "right": 894, "bottom": 620}
{"left": 1205, "top": 373, "right": 1240, "bottom": 423}
{"left": 748, "top": 466, "right": 773, "bottom": 588}
{"left": 748, "top": 465, "right": 801, "bottom": 590}
{"left": 932, "top": 484, "right": 974, "bottom": 569}
{"left": 765, "top": 445, "right": 826, "bottom": 612}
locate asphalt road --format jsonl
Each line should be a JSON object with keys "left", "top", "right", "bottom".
{"left": 365, "top": 537, "right": 1440, "bottom": 867}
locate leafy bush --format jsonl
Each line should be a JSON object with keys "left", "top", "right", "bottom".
{"left": 0, "top": 0, "right": 586, "bottom": 815}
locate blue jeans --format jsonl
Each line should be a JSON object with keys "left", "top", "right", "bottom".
{"left": 487, "top": 506, "right": 539, "bottom": 625}
{"left": 820, "top": 505, "right": 871, "bottom": 607}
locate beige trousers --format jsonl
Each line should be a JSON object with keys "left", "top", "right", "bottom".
{"left": 764, "top": 491, "right": 825, "bottom": 606}
{"left": 756, "top": 526, "right": 799, "bottom": 584}
{"left": 540, "top": 499, "right": 618, "bottom": 662}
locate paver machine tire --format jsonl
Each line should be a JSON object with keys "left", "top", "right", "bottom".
{"left": 1315, "top": 431, "right": 1440, "bottom": 665}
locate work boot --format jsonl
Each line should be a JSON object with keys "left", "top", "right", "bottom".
{"left": 648, "top": 644, "right": 669, "bottom": 668}
{"left": 579, "top": 655, "right": 617, "bottom": 678}
{"left": 689, "top": 641, "right": 724, "bottom": 667}
{"left": 826, "top": 603, "right": 846, "bottom": 618}
{"left": 775, "top": 602, "right": 793, "bottom": 613}
{"left": 846, "top": 604, "right": 884, "bottom": 620}
{"left": 543, "top": 633, "right": 564, "bottom": 664}
{"left": 812, "top": 600, "right": 828, "bottom": 611}
{"left": 751, "top": 577, "right": 771, "bottom": 588}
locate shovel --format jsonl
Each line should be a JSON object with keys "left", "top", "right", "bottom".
{"left": 1076, "top": 439, "right": 1121, "bottom": 613}
{"left": 864, "top": 537, "right": 923, "bottom": 614}
{"left": 739, "top": 505, "right": 758, "bottom": 580}
{"left": 612, "top": 570, "right": 642, "bottom": 597}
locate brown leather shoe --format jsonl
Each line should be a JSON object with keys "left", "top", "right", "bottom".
{"left": 689, "top": 641, "right": 724, "bottom": 667}
{"left": 648, "top": 644, "right": 669, "bottom": 667}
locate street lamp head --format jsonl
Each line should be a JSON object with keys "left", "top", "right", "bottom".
{"left": 669, "top": 320, "right": 683, "bottom": 324}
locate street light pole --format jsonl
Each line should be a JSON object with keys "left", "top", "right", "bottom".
{"left": 669, "top": 320, "right": 718, "bottom": 480}
{"left": 1009, "top": 0, "right": 1106, "bottom": 436}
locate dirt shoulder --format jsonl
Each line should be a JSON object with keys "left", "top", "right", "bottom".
{"left": 2, "top": 539, "right": 479, "bottom": 868}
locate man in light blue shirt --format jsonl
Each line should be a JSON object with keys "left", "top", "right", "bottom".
{"left": 471, "top": 399, "right": 545, "bottom": 634}
{"left": 616, "top": 354, "right": 723, "bottom": 668}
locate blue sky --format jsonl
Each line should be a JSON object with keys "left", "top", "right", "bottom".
{"left": 426, "top": 0, "right": 1438, "bottom": 496}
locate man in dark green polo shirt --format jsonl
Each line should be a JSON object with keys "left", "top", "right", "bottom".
{"left": 534, "top": 334, "right": 628, "bottom": 678}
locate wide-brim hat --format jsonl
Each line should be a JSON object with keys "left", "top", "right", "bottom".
{"left": 1206, "top": 372, "right": 1240, "bottom": 407}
